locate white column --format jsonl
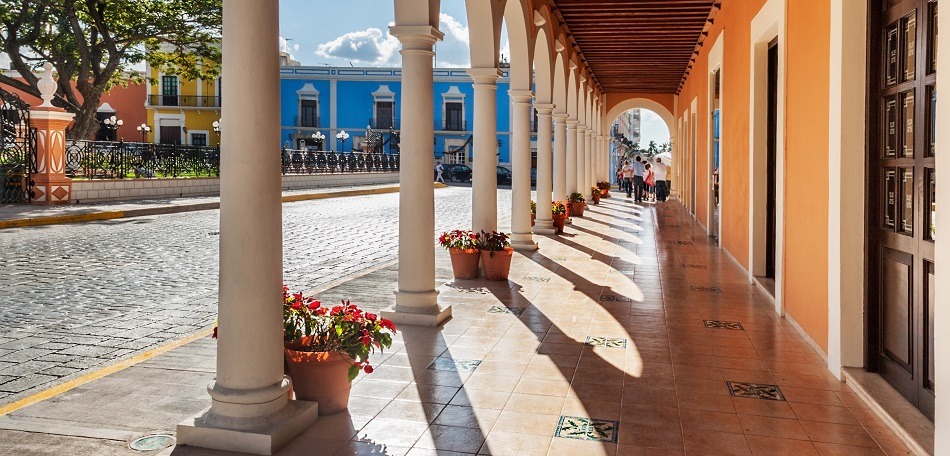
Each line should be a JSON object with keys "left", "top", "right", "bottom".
{"left": 509, "top": 90, "right": 537, "bottom": 251}
{"left": 585, "top": 129, "right": 593, "bottom": 189}
{"left": 383, "top": 25, "right": 451, "bottom": 326}
{"left": 566, "top": 119, "right": 578, "bottom": 195}
{"left": 576, "top": 123, "right": 587, "bottom": 193}
{"left": 468, "top": 69, "right": 502, "bottom": 234}
{"left": 534, "top": 104, "right": 555, "bottom": 235}
{"left": 552, "top": 112, "right": 568, "bottom": 201}
{"left": 177, "top": 1, "right": 318, "bottom": 452}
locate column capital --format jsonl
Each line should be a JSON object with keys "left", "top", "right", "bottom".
{"left": 389, "top": 26, "right": 443, "bottom": 50}
{"left": 552, "top": 112, "right": 568, "bottom": 122}
{"left": 467, "top": 67, "right": 503, "bottom": 85}
{"left": 566, "top": 119, "right": 579, "bottom": 127}
{"left": 535, "top": 103, "right": 555, "bottom": 115}
{"left": 577, "top": 122, "right": 587, "bottom": 129}
{"left": 508, "top": 89, "right": 534, "bottom": 103}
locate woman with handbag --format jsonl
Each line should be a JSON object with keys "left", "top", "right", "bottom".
{"left": 644, "top": 163, "right": 656, "bottom": 202}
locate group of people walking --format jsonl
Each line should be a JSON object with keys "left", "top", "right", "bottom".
{"left": 619, "top": 155, "right": 669, "bottom": 203}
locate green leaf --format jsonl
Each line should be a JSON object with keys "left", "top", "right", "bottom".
{"left": 347, "top": 364, "right": 359, "bottom": 382}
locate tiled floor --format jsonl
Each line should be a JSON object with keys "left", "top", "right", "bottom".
{"left": 187, "top": 196, "right": 913, "bottom": 456}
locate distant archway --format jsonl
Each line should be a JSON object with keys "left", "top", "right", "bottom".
{"left": 605, "top": 98, "right": 675, "bottom": 136}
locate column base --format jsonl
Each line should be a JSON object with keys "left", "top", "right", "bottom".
{"left": 533, "top": 218, "right": 556, "bottom": 235}
{"left": 384, "top": 289, "right": 451, "bottom": 326}
{"left": 382, "top": 304, "right": 452, "bottom": 327}
{"left": 176, "top": 400, "right": 318, "bottom": 455}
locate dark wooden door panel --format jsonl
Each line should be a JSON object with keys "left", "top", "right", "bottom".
{"left": 881, "top": 248, "right": 913, "bottom": 372}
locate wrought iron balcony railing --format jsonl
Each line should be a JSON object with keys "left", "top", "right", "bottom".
{"left": 148, "top": 95, "right": 221, "bottom": 108}
{"left": 294, "top": 116, "right": 321, "bottom": 128}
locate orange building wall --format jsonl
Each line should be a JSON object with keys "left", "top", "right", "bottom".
{"left": 0, "top": 78, "right": 146, "bottom": 140}
{"left": 675, "top": 0, "right": 832, "bottom": 352}
{"left": 783, "top": 0, "right": 830, "bottom": 351}
{"left": 604, "top": 92, "right": 675, "bottom": 118}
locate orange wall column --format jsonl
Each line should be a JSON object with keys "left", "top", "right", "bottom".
{"left": 29, "top": 108, "right": 75, "bottom": 204}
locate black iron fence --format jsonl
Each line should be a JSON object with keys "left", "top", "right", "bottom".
{"left": 280, "top": 149, "right": 399, "bottom": 174}
{"left": 0, "top": 88, "right": 36, "bottom": 203}
{"left": 62, "top": 140, "right": 399, "bottom": 179}
{"left": 65, "top": 140, "right": 220, "bottom": 179}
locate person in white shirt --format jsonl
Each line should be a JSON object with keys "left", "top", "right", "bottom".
{"left": 434, "top": 162, "right": 444, "bottom": 183}
{"left": 620, "top": 161, "right": 634, "bottom": 197}
{"left": 654, "top": 158, "right": 668, "bottom": 201}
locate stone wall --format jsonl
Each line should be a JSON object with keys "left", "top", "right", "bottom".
{"left": 69, "top": 172, "right": 400, "bottom": 203}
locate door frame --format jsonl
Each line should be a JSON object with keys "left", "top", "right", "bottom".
{"left": 707, "top": 32, "right": 725, "bottom": 246}
{"left": 749, "top": 0, "right": 787, "bottom": 315}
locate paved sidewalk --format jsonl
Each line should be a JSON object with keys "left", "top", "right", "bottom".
{"left": 0, "top": 197, "right": 913, "bottom": 456}
{"left": 0, "top": 183, "right": 428, "bottom": 229}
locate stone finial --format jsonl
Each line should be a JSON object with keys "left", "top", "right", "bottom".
{"left": 38, "top": 62, "right": 56, "bottom": 107}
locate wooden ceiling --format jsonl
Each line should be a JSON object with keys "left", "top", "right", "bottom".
{"left": 549, "top": 0, "right": 720, "bottom": 93}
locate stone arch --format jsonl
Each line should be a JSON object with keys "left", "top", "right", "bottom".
{"left": 552, "top": 50, "right": 567, "bottom": 113}
{"left": 533, "top": 24, "right": 553, "bottom": 104}
{"left": 503, "top": 0, "right": 534, "bottom": 90}
{"left": 465, "top": 0, "right": 504, "bottom": 69}
{"left": 605, "top": 97, "right": 675, "bottom": 139}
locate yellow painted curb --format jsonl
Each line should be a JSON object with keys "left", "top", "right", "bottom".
{"left": 0, "top": 327, "right": 213, "bottom": 417}
{"left": 0, "top": 184, "right": 449, "bottom": 230}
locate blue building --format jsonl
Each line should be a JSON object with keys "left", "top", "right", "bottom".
{"left": 280, "top": 65, "right": 531, "bottom": 168}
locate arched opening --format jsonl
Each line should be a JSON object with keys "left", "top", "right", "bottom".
{"left": 609, "top": 107, "right": 672, "bottom": 202}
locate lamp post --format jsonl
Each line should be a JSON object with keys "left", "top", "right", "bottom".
{"left": 103, "top": 115, "right": 123, "bottom": 141}
{"left": 212, "top": 119, "right": 221, "bottom": 134}
{"left": 136, "top": 123, "right": 151, "bottom": 143}
{"left": 311, "top": 131, "right": 325, "bottom": 150}
{"left": 336, "top": 130, "right": 349, "bottom": 153}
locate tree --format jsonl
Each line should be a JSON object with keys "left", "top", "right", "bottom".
{"left": 646, "top": 140, "right": 659, "bottom": 156}
{"left": 0, "top": 0, "right": 221, "bottom": 139}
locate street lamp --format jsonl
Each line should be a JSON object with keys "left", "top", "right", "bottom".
{"left": 102, "top": 115, "right": 123, "bottom": 141}
{"left": 312, "top": 131, "right": 325, "bottom": 150}
{"left": 212, "top": 119, "right": 221, "bottom": 134}
{"left": 336, "top": 130, "right": 349, "bottom": 153}
{"left": 136, "top": 123, "right": 151, "bottom": 143}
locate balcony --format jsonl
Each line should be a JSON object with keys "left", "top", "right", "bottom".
{"left": 148, "top": 95, "right": 221, "bottom": 108}
{"left": 441, "top": 120, "right": 467, "bottom": 131}
{"left": 293, "top": 116, "right": 321, "bottom": 128}
{"left": 368, "top": 117, "right": 398, "bottom": 130}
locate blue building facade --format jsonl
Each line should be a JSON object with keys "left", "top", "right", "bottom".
{"left": 279, "top": 66, "right": 528, "bottom": 167}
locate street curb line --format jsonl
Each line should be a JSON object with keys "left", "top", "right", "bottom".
{"left": 0, "top": 327, "right": 213, "bottom": 418}
{"left": 0, "top": 183, "right": 449, "bottom": 230}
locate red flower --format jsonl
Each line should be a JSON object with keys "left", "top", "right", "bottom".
{"left": 365, "top": 312, "right": 377, "bottom": 321}
{"left": 308, "top": 300, "right": 320, "bottom": 310}
{"left": 291, "top": 301, "right": 302, "bottom": 310}
{"left": 331, "top": 305, "right": 343, "bottom": 314}
{"left": 380, "top": 319, "right": 396, "bottom": 331}
{"left": 363, "top": 365, "right": 374, "bottom": 374}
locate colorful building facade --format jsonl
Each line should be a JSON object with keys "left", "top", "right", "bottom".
{"left": 143, "top": 64, "right": 221, "bottom": 147}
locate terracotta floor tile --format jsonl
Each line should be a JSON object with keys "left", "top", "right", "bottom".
{"left": 679, "top": 408, "right": 740, "bottom": 432}
{"left": 617, "top": 422, "right": 684, "bottom": 450}
{"left": 355, "top": 418, "right": 430, "bottom": 448}
{"left": 682, "top": 429, "right": 751, "bottom": 456}
{"left": 493, "top": 410, "right": 562, "bottom": 436}
{"left": 333, "top": 441, "right": 410, "bottom": 456}
{"left": 433, "top": 405, "right": 501, "bottom": 429}
{"left": 448, "top": 388, "right": 512, "bottom": 410}
{"left": 620, "top": 403, "right": 682, "bottom": 428}
{"left": 799, "top": 421, "right": 880, "bottom": 448}
{"left": 394, "top": 383, "right": 461, "bottom": 405}
{"left": 744, "top": 435, "right": 819, "bottom": 456}
{"left": 562, "top": 397, "right": 624, "bottom": 421}
{"left": 788, "top": 402, "right": 858, "bottom": 425}
{"left": 677, "top": 392, "right": 737, "bottom": 413}
{"left": 375, "top": 400, "right": 446, "bottom": 424}
{"left": 730, "top": 397, "right": 796, "bottom": 419}
{"left": 615, "top": 445, "right": 685, "bottom": 456}
{"left": 547, "top": 438, "right": 618, "bottom": 456}
{"left": 463, "top": 374, "right": 521, "bottom": 393}
{"left": 413, "top": 424, "right": 488, "bottom": 454}
{"left": 812, "top": 442, "right": 888, "bottom": 456}
{"left": 737, "top": 414, "right": 809, "bottom": 440}
{"left": 781, "top": 387, "right": 845, "bottom": 407}
{"left": 478, "top": 430, "right": 552, "bottom": 456}
{"left": 503, "top": 392, "right": 565, "bottom": 415}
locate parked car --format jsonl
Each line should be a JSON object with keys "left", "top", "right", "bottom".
{"left": 438, "top": 163, "right": 472, "bottom": 182}
{"left": 497, "top": 166, "right": 512, "bottom": 185}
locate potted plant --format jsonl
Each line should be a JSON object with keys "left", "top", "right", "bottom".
{"left": 551, "top": 201, "right": 568, "bottom": 234}
{"left": 597, "top": 182, "right": 611, "bottom": 198}
{"left": 568, "top": 192, "right": 586, "bottom": 217}
{"left": 439, "top": 229, "right": 480, "bottom": 279}
{"left": 477, "top": 230, "right": 513, "bottom": 281}
{"left": 530, "top": 200, "right": 536, "bottom": 226}
{"left": 590, "top": 186, "right": 601, "bottom": 205}
{"left": 283, "top": 288, "right": 396, "bottom": 415}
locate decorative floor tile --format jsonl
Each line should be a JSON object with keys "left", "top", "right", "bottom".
{"left": 427, "top": 358, "right": 482, "bottom": 373}
{"left": 555, "top": 416, "right": 619, "bottom": 442}
{"left": 726, "top": 382, "right": 786, "bottom": 401}
{"left": 690, "top": 286, "right": 721, "bottom": 293}
{"left": 704, "top": 320, "right": 744, "bottom": 330}
{"left": 522, "top": 276, "right": 551, "bottom": 283}
{"left": 682, "top": 264, "right": 708, "bottom": 269}
{"left": 599, "top": 294, "right": 633, "bottom": 303}
{"left": 672, "top": 240, "right": 693, "bottom": 245}
{"left": 487, "top": 306, "right": 526, "bottom": 316}
{"left": 585, "top": 337, "right": 628, "bottom": 349}
{"left": 552, "top": 257, "right": 570, "bottom": 261}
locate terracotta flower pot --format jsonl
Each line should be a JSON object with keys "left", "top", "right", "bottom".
{"left": 284, "top": 342, "right": 353, "bottom": 415}
{"left": 448, "top": 247, "right": 480, "bottom": 279}
{"left": 531, "top": 213, "right": 536, "bottom": 226}
{"left": 480, "top": 248, "right": 513, "bottom": 281}
{"left": 552, "top": 213, "right": 567, "bottom": 234}
{"left": 570, "top": 202, "right": 586, "bottom": 217}
{"left": 591, "top": 192, "right": 601, "bottom": 204}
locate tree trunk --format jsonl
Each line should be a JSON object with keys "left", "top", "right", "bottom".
{"left": 66, "top": 93, "right": 104, "bottom": 140}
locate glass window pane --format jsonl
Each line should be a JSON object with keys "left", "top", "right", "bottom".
{"left": 901, "top": 167, "right": 914, "bottom": 236}
{"left": 928, "top": 168, "right": 936, "bottom": 241}
{"left": 929, "top": 85, "right": 937, "bottom": 157}
{"left": 903, "top": 13, "right": 917, "bottom": 82}
{"left": 902, "top": 91, "right": 915, "bottom": 158}
{"left": 885, "top": 168, "right": 897, "bottom": 230}
{"left": 886, "top": 25, "right": 900, "bottom": 86}
{"left": 885, "top": 96, "right": 899, "bottom": 158}
{"left": 930, "top": 1, "right": 938, "bottom": 74}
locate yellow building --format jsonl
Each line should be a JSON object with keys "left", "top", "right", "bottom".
{"left": 144, "top": 62, "right": 221, "bottom": 147}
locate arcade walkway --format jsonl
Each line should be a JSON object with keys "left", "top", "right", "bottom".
{"left": 0, "top": 196, "right": 912, "bottom": 455}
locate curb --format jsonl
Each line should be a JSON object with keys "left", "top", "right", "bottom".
{"left": 0, "top": 183, "right": 449, "bottom": 230}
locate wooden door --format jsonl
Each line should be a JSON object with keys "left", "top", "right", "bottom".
{"left": 868, "top": 0, "right": 937, "bottom": 420}
{"left": 766, "top": 40, "right": 779, "bottom": 279}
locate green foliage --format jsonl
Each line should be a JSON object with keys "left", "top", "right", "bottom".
{"left": 568, "top": 192, "right": 585, "bottom": 203}
{"left": 0, "top": 0, "right": 222, "bottom": 138}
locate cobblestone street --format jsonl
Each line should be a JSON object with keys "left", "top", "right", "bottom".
{"left": 0, "top": 186, "right": 511, "bottom": 405}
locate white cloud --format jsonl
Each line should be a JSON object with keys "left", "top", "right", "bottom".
{"left": 439, "top": 13, "right": 469, "bottom": 45}
{"left": 280, "top": 36, "right": 300, "bottom": 59}
{"left": 0, "top": 52, "right": 10, "bottom": 70}
{"left": 315, "top": 25, "right": 400, "bottom": 66}
{"left": 640, "top": 110, "right": 671, "bottom": 144}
